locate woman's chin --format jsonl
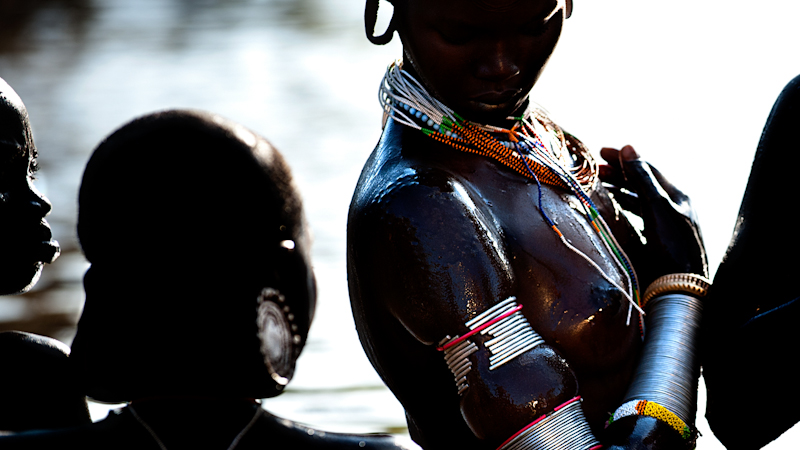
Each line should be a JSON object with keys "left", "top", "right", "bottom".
{"left": 459, "top": 98, "right": 528, "bottom": 124}
{"left": 0, "top": 239, "right": 59, "bottom": 294}
{"left": 0, "top": 262, "right": 44, "bottom": 295}
{"left": 35, "top": 239, "right": 61, "bottom": 264}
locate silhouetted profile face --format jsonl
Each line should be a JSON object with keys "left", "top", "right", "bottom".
{"left": 0, "top": 78, "right": 59, "bottom": 295}
{"left": 395, "top": 0, "right": 569, "bottom": 123}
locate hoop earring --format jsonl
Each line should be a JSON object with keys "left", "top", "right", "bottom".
{"left": 365, "top": 0, "right": 396, "bottom": 45}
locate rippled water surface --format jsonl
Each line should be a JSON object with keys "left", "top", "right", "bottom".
{"left": 1, "top": 1, "right": 799, "bottom": 448}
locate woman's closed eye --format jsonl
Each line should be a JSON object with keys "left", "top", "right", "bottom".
{"left": 521, "top": 15, "right": 554, "bottom": 37}
{"left": 437, "top": 24, "right": 478, "bottom": 45}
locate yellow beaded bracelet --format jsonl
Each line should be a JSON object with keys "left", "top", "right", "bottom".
{"left": 607, "top": 399, "right": 693, "bottom": 441}
{"left": 641, "top": 273, "right": 711, "bottom": 309}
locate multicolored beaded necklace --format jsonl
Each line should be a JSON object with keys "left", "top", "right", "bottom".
{"left": 379, "top": 60, "right": 644, "bottom": 330}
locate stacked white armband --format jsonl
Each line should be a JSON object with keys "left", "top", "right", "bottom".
{"left": 437, "top": 297, "right": 544, "bottom": 395}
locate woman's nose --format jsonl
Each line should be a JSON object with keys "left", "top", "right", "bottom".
{"left": 3, "top": 188, "right": 53, "bottom": 217}
{"left": 474, "top": 40, "right": 520, "bottom": 83}
{"left": 30, "top": 194, "right": 53, "bottom": 216}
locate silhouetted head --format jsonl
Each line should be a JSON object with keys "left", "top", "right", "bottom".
{"left": 366, "top": 0, "right": 572, "bottom": 123}
{"left": 0, "top": 77, "right": 60, "bottom": 295}
{"left": 0, "top": 331, "right": 90, "bottom": 432}
{"left": 69, "top": 109, "right": 316, "bottom": 403}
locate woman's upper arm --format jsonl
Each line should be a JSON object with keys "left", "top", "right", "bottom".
{"left": 351, "top": 169, "right": 513, "bottom": 341}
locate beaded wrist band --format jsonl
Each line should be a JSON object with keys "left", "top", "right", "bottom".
{"left": 641, "top": 273, "right": 711, "bottom": 309}
{"left": 497, "top": 397, "right": 601, "bottom": 450}
{"left": 607, "top": 399, "right": 693, "bottom": 441}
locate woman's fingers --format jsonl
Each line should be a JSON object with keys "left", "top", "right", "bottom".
{"left": 604, "top": 185, "right": 640, "bottom": 213}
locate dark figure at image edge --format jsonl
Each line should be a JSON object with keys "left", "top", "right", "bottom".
{"left": 350, "top": 1, "right": 708, "bottom": 449}
{"left": 702, "top": 74, "right": 800, "bottom": 450}
{"left": 0, "top": 77, "right": 91, "bottom": 433}
{"left": 0, "top": 109, "right": 417, "bottom": 449}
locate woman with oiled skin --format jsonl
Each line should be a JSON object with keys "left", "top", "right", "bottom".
{"left": 348, "top": 1, "right": 707, "bottom": 449}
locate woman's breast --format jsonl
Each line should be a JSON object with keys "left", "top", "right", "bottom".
{"left": 476, "top": 179, "right": 642, "bottom": 374}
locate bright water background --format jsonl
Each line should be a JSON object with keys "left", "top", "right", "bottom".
{"left": 1, "top": 1, "right": 799, "bottom": 448}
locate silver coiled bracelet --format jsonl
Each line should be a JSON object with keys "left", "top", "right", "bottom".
{"left": 609, "top": 273, "right": 710, "bottom": 442}
{"left": 497, "top": 397, "right": 601, "bottom": 450}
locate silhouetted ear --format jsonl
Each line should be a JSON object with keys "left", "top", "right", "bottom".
{"left": 566, "top": 0, "right": 573, "bottom": 18}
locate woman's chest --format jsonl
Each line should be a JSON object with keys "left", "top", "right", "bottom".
{"left": 462, "top": 172, "right": 642, "bottom": 370}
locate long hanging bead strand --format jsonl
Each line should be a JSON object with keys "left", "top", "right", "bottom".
{"left": 515, "top": 142, "right": 643, "bottom": 326}
{"left": 517, "top": 117, "right": 642, "bottom": 318}
{"left": 487, "top": 109, "right": 642, "bottom": 319}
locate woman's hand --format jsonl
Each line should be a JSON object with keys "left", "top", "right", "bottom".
{"left": 599, "top": 145, "right": 708, "bottom": 282}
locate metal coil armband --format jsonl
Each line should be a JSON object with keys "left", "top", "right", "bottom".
{"left": 498, "top": 397, "right": 601, "bottom": 450}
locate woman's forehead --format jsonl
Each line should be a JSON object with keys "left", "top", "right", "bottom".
{"left": 472, "top": 0, "right": 526, "bottom": 12}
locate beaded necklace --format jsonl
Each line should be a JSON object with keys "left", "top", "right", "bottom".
{"left": 379, "top": 60, "right": 644, "bottom": 329}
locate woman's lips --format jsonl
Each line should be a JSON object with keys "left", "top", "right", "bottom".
{"left": 22, "top": 223, "right": 61, "bottom": 263}
{"left": 37, "top": 222, "right": 60, "bottom": 263}
{"left": 3, "top": 237, "right": 60, "bottom": 265}
{"left": 469, "top": 89, "right": 522, "bottom": 106}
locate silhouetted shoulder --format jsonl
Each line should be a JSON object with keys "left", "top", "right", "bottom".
{"left": 0, "top": 404, "right": 420, "bottom": 450}
{"left": 246, "top": 410, "right": 419, "bottom": 449}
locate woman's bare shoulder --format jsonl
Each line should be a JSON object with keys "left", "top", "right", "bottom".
{"left": 349, "top": 121, "right": 481, "bottom": 224}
